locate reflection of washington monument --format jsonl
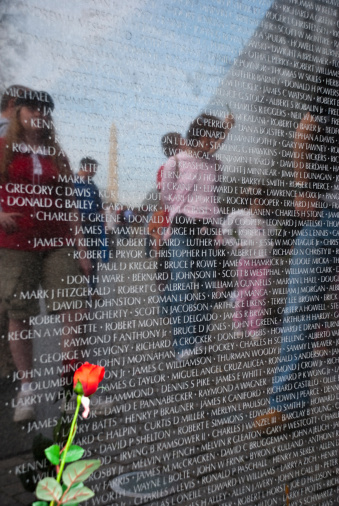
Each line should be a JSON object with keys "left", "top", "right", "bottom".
{"left": 108, "top": 123, "right": 118, "bottom": 202}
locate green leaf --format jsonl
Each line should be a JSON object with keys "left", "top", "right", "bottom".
{"left": 63, "top": 460, "right": 101, "bottom": 487}
{"left": 44, "top": 444, "right": 61, "bottom": 465}
{"left": 64, "top": 445, "right": 85, "bottom": 463}
{"left": 36, "top": 477, "right": 63, "bottom": 501}
{"left": 32, "top": 502, "right": 49, "bottom": 506}
{"left": 62, "top": 484, "right": 94, "bottom": 504}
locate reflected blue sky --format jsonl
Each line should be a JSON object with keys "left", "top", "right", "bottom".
{"left": 2, "top": 0, "right": 273, "bottom": 204}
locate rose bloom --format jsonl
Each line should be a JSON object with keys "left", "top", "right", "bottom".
{"left": 73, "top": 362, "right": 105, "bottom": 397}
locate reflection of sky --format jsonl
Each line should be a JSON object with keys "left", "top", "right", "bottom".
{"left": 3, "top": 0, "right": 272, "bottom": 204}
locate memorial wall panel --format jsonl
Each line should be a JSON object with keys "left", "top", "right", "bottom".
{"left": 1, "top": 0, "right": 339, "bottom": 505}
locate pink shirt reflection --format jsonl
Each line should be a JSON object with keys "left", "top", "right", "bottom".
{"left": 161, "top": 151, "right": 222, "bottom": 238}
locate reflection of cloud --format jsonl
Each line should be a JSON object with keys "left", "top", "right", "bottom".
{"left": 3, "top": 0, "right": 273, "bottom": 205}
{"left": 0, "top": 4, "right": 27, "bottom": 85}
{"left": 4, "top": 0, "right": 144, "bottom": 88}
{"left": 186, "top": 72, "right": 201, "bottom": 97}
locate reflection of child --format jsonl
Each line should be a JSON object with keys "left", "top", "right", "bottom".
{"left": 162, "top": 114, "right": 234, "bottom": 361}
{"left": 149, "top": 132, "right": 183, "bottom": 258}
{"left": 157, "top": 132, "right": 184, "bottom": 192}
{"left": 222, "top": 186, "right": 272, "bottom": 339}
{"left": 147, "top": 209, "right": 168, "bottom": 255}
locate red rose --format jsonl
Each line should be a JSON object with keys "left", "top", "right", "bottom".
{"left": 73, "top": 362, "right": 105, "bottom": 397}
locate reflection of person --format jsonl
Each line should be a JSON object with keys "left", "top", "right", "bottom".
{"left": 117, "top": 206, "right": 130, "bottom": 238}
{"left": 0, "top": 91, "right": 91, "bottom": 422}
{"left": 75, "top": 157, "right": 108, "bottom": 294}
{"left": 147, "top": 209, "right": 168, "bottom": 257}
{"left": 161, "top": 113, "right": 234, "bottom": 361}
{"left": 0, "top": 87, "right": 31, "bottom": 346}
{"left": 254, "top": 73, "right": 339, "bottom": 433}
{"left": 222, "top": 186, "right": 272, "bottom": 339}
{"left": 147, "top": 133, "right": 182, "bottom": 258}
{"left": 0, "top": 85, "right": 31, "bottom": 137}
{"left": 157, "top": 132, "right": 184, "bottom": 192}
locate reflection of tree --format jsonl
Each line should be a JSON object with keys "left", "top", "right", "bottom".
{"left": 0, "top": 0, "right": 26, "bottom": 86}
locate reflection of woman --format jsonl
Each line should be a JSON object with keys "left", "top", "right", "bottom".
{"left": 0, "top": 92, "right": 91, "bottom": 422}
{"left": 161, "top": 114, "right": 234, "bottom": 361}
